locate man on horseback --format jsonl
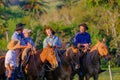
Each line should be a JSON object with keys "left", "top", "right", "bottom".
{"left": 74, "top": 23, "right": 92, "bottom": 76}
{"left": 11, "top": 23, "right": 32, "bottom": 78}
{"left": 74, "top": 23, "right": 91, "bottom": 50}
{"left": 43, "top": 26, "right": 62, "bottom": 65}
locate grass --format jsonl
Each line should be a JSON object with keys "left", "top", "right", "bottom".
{"left": 74, "top": 68, "right": 120, "bottom": 80}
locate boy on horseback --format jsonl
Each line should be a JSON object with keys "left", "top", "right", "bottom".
{"left": 5, "top": 40, "right": 21, "bottom": 80}
{"left": 74, "top": 23, "right": 91, "bottom": 76}
{"left": 22, "top": 28, "right": 36, "bottom": 67}
{"left": 43, "top": 26, "right": 62, "bottom": 65}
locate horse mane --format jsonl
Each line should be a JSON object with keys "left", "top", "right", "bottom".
{"left": 0, "top": 56, "right": 5, "bottom": 59}
{"left": 65, "top": 46, "right": 79, "bottom": 56}
{"left": 65, "top": 47, "right": 72, "bottom": 56}
{"left": 90, "top": 42, "right": 101, "bottom": 53}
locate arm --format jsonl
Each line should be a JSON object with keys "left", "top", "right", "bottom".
{"left": 74, "top": 34, "right": 79, "bottom": 47}
{"left": 43, "top": 38, "right": 48, "bottom": 48}
{"left": 11, "top": 32, "right": 17, "bottom": 40}
{"left": 81, "top": 33, "right": 92, "bottom": 48}
{"left": 5, "top": 64, "right": 12, "bottom": 78}
{"left": 88, "top": 33, "right": 92, "bottom": 44}
{"left": 5, "top": 52, "right": 13, "bottom": 78}
{"left": 52, "top": 37, "right": 62, "bottom": 48}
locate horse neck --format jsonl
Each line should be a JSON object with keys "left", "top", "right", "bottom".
{"left": 89, "top": 50, "right": 100, "bottom": 64}
{"left": 61, "top": 53, "right": 71, "bottom": 66}
{"left": 31, "top": 50, "right": 43, "bottom": 66}
{"left": 39, "top": 49, "right": 48, "bottom": 63}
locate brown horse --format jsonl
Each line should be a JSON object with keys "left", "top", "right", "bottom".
{"left": 71, "top": 40, "right": 110, "bottom": 80}
{"left": 24, "top": 46, "right": 58, "bottom": 80}
{"left": 44, "top": 46, "right": 80, "bottom": 80}
{"left": 0, "top": 56, "right": 6, "bottom": 80}
{"left": 83, "top": 41, "right": 110, "bottom": 80}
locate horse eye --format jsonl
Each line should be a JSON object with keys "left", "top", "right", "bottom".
{"left": 74, "top": 54, "right": 76, "bottom": 56}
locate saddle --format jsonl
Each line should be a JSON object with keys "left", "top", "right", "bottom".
{"left": 21, "top": 48, "right": 33, "bottom": 68}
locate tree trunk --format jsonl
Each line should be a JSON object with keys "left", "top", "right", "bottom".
{"left": 108, "top": 10, "right": 120, "bottom": 55}
{"left": 5, "top": 31, "right": 9, "bottom": 42}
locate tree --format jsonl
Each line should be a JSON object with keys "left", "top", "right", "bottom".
{"left": 57, "top": 0, "right": 80, "bottom": 8}
{"left": 87, "top": 0, "right": 120, "bottom": 55}
{"left": 21, "top": 0, "right": 49, "bottom": 19}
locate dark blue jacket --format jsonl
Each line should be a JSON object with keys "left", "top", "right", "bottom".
{"left": 74, "top": 32, "right": 92, "bottom": 47}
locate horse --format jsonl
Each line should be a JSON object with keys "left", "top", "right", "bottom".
{"left": 23, "top": 46, "right": 58, "bottom": 80}
{"left": 71, "top": 40, "right": 111, "bottom": 80}
{"left": 0, "top": 56, "right": 6, "bottom": 80}
{"left": 44, "top": 46, "right": 80, "bottom": 80}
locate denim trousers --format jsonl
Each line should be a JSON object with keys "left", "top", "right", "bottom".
{"left": 7, "top": 68, "right": 17, "bottom": 80}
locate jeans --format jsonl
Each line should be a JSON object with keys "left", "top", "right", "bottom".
{"left": 7, "top": 68, "right": 17, "bottom": 80}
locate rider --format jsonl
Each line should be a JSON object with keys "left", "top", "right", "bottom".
{"left": 74, "top": 23, "right": 91, "bottom": 50}
{"left": 43, "top": 26, "right": 62, "bottom": 65}
{"left": 5, "top": 40, "right": 21, "bottom": 80}
{"left": 11, "top": 23, "right": 32, "bottom": 78}
{"left": 22, "top": 28, "right": 36, "bottom": 66}
{"left": 74, "top": 23, "right": 91, "bottom": 76}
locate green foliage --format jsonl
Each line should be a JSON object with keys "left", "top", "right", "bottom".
{"left": 0, "top": 38, "right": 7, "bottom": 50}
{"left": 32, "top": 25, "right": 45, "bottom": 49}
{"left": 0, "top": 0, "right": 120, "bottom": 67}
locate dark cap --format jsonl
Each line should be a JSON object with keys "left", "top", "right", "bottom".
{"left": 16, "top": 23, "right": 25, "bottom": 31}
{"left": 78, "top": 23, "right": 88, "bottom": 30}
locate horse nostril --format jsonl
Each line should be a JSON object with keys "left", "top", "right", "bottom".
{"left": 54, "top": 61, "right": 58, "bottom": 68}
{"left": 74, "top": 54, "right": 76, "bottom": 56}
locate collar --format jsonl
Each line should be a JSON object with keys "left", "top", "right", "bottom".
{"left": 15, "top": 31, "right": 19, "bottom": 35}
{"left": 79, "top": 32, "right": 86, "bottom": 35}
{"left": 47, "top": 35, "right": 56, "bottom": 39}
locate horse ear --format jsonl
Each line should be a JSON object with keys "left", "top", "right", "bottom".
{"left": 65, "top": 49, "right": 68, "bottom": 56}
{"left": 47, "top": 44, "right": 51, "bottom": 48}
{"left": 102, "top": 37, "right": 106, "bottom": 43}
{"left": 65, "top": 48, "right": 71, "bottom": 57}
{"left": 40, "top": 49, "right": 47, "bottom": 62}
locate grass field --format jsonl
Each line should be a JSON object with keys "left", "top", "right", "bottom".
{"left": 74, "top": 68, "right": 120, "bottom": 80}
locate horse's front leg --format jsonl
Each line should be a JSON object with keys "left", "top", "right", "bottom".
{"left": 79, "top": 76, "right": 84, "bottom": 80}
{"left": 93, "top": 75, "right": 98, "bottom": 80}
{"left": 85, "top": 74, "right": 90, "bottom": 80}
{"left": 70, "top": 72, "right": 76, "bottom": 80}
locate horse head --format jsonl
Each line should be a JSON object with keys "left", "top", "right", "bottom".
{"left": 40, "top": 46, "right": 58, "bottom": 69}
{"left": 91, "top": 40, "right": 111, "bottom": 61}
{"left": 65, "top": 46, "right": 80, "bottom": 70}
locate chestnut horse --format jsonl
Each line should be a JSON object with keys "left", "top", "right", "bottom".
{"left": 71, "top": 40, "right": 110, "bottom": 80}
{"left": 44, "top": 46, "right": 80, "bottom": 80}
{"left": 24, "top": 46, "right": 58, "bottom": 80}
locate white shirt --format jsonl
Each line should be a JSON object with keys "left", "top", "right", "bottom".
{"left": 5, "top": 50, "right": 17, "bottom": 67}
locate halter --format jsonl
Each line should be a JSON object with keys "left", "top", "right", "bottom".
{"left": 40, "top": 48, "right": 57, "bottom": 71}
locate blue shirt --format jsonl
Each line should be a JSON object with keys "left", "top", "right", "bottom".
{"left": 24, "top": 37, "right": 34, "bottom": 47}
{"left": 5, "top": 50, "right": 17, "bottom": 67}
{"left": 11, "top": 31, "right": 26, "bottom": 46}
{"left": 43, "top": 35, "right": 62, "bottom": 48}
{"left": 74, "top": 32, "right": 92, "bottom": 47}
